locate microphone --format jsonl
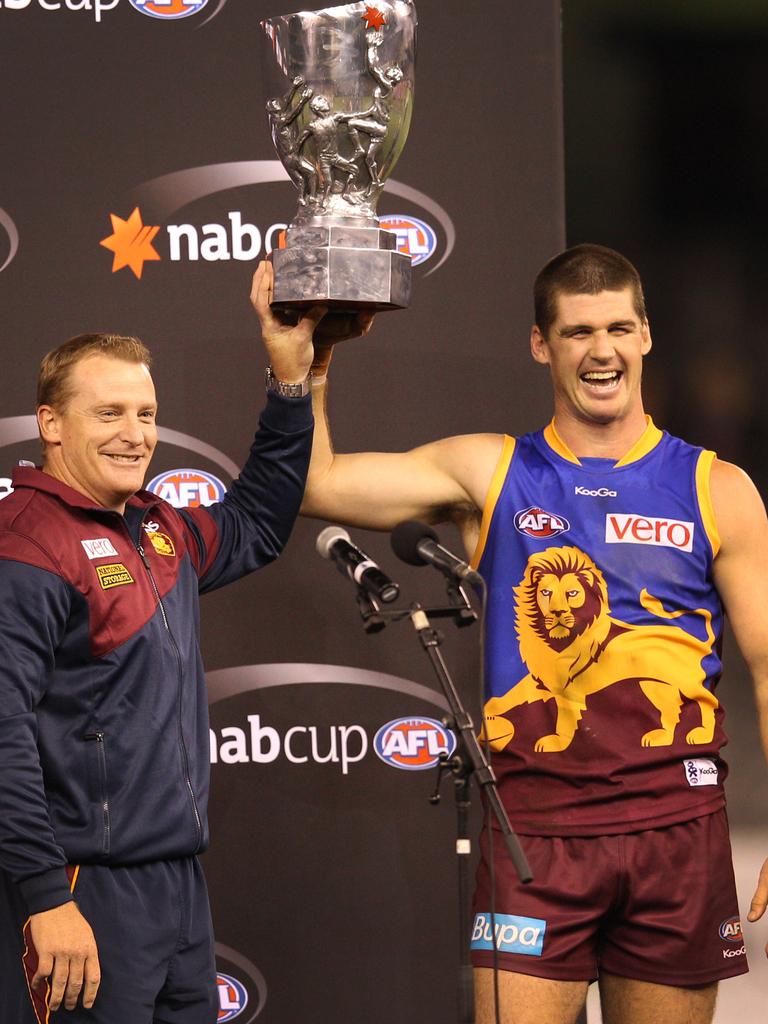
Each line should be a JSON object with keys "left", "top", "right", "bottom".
{"left": 390, "top": 520, "right": 482, "bottom": 586}
{"left": 316, "top": 526, "right": 400, "bottom": 604}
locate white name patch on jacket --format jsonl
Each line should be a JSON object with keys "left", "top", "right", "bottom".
{"left": 605, "top": 514, "right": 695, "bottom": 553}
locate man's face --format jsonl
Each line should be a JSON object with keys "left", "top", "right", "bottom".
{"left": 530, "top": 288, "right": 652, "bottom": 426}
{"left": 39, "top": 354, "right": 158, "bottom": 512}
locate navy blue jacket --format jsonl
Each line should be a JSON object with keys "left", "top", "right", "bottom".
{"left": 0, "top": 392, "right": 312, "bottom": 915}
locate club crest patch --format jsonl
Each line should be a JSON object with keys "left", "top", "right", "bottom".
{"left": 147, "top": 531, "right": 175, "bottom": 557}
{"left": 96, "top": 563, "right": 134, "bottom": 590}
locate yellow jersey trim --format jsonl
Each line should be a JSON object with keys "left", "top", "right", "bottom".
{"left": 614, "top": 417, "right": 664, "bottom": 467}
{"left": 471, "top": 435, "right": 516, "bottom": 570}
{"left": 695, "top": 450, "right": 721, "bottom": 558}
{"left": 543, "top": 420, "right": 581, "bottom": 465}
{"left": 543, "top": 416, "right": 664, "bottom": 468}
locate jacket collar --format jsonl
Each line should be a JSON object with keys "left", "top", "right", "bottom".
{"left": 11, "top": 465, "right": 159, "bottom": 514}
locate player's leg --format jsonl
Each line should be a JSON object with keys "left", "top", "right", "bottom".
{"left": 597, "top": 812, "right": 745, "bottom": 1022}
{"left": 598, "top": 974, "right": 717, "bottom": 1024}
{"left": 471, "top": 830, "right": 616, "bottom": 1024}
{"left": 153, "top": 857, "right": 217, "bottom": 1024}
{"left": 475, "top": 968, "right": 587, "bottom": 1024}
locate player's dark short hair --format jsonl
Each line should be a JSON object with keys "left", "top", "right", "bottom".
{"left": 534, "top": 244, "right": 647, "bottom": 337}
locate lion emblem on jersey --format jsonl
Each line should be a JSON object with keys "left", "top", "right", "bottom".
{"left": 483, "top": 545, "right": 718, "bottom": 753}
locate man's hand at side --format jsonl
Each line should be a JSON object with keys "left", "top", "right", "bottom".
{"left": 29, "top": 901, "right": 101, "bottom": 1011}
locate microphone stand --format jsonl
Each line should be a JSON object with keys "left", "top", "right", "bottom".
{"left": 352, "top": 585, "right": 533, "bottom": 1024}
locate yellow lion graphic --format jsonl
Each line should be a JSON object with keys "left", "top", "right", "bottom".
{"left": 483, "top": 546, "right": 718, "bottom": 753}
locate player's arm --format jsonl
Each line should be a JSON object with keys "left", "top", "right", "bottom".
{"left": 0, "top": 553, "right": 100, "bottom": 1009}
{"left": 250, "top": 261, "right": 504, "bottom": 540}
{"left": 709, "top": 458, "right": 768, "bottom": 955}
{"left": 306, "top": 371, "right": 503, "bottom": 535}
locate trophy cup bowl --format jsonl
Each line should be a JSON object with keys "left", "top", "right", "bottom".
{"left": 260, "top": 1, "right": 417, "bottom": 314}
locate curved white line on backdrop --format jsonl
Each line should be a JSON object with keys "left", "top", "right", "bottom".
{"left": 0, "top": 416, "right": 239, "bottom": 482}
{"left": 206, "top": 662, "right": 449, "bottom": 710}
{"left": 214, "top": 943, "right": 267, "bottom": 1023}
{"left": 196, "top": 0, "right": 228, "bottom": 28}
{"left": 0, "top": 207, "right": 20, "bottom": 274}
{"left": 130, "top": 161, "right": 455, "bottom": 275}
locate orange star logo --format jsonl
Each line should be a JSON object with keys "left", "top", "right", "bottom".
{"left": 362, "top": 6, "right": 386, "bottom": 30}
{"left": 100, "top": 207, "right": 161, "bottom": 280}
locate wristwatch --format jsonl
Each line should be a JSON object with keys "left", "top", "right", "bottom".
{"left": 264, "top": 366, "right": 311, "bottom": 398}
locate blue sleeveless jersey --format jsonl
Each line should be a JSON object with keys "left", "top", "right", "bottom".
{"left": 473, "top": 418, "right": 726, "bottom": 835}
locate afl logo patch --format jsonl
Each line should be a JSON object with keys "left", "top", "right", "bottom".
{"left": 216, "top": 972, "right": 248, "bottom": 1021}
{"left": 129, "top": 0, "right": 210, "bottom": 20}
{"left": 719, "top": 917, "right": 743, "bottom": 943}
{"left": 374, "top": 717, "right": 456, "bottom": 771}
{"left": 514, "top": 506, "right": 570, "bottom": 539}
{"left": 379, "top": 215, "right": 437, "bottom": 266}
{"left": 148, "top": 469, "right": 226, "bottom": 509}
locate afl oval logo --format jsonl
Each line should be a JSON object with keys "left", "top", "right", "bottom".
{"left": 147, "top": 469, "right": 226, "bottom": 508}
{"left": 719, "top": 916, "right": 743, "bottom": 943}
{"left": 374, "top": 717, "right": 456, "bottom": 771}
{"left": 379, "top": 215, "right": 437, "bottom": 266}
{"left": 514, "top": 506, "right": 570, "bottom": 539}
{"left": 217, "top": 972, "right": 248, "bottom": 1021}
{"left": 129, "top": 0, "right": 210, "bottom": 19}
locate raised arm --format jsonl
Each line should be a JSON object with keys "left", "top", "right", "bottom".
{"left": 250, "top": 262, "right": 504, "bottom": 553}
{"left": 710, "top": 458, "right": 768, "bottom": 955}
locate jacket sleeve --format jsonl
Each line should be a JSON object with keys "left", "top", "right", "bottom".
{"left": 178, "top": 391, "right": 313, "bottom": 594}
{"left": 0, "top": 544, "right": 75, "bottom": 915}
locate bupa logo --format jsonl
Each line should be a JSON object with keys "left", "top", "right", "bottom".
{"left": 217, "top": 973, "right": 248, "bottom": 1022}
{"left": 514, "top": 506, "right": 570, "bottom": 539}
{"left": 719, "top": 916, "right": 743, "bottom": 943}
{"left": 471, "top": 913, "right": 546, "bottom": 957}
{"left": 605, "top": 513, "right": 694, "bottom": 553}
{"left": 129, "top": 0, "right": 209, "bottom": 19}
{"left": 379, "top": 215, "right": 437, "bottom": 266}
{"left": 374, "top": 717, "right": 456, "bottom": 771}
{"left": 147, "top": 469, "right": 226, "bottom": 508}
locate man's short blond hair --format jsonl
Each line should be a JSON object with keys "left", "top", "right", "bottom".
{"left": 37, "top": 333, "right": 152, "bottom": 411}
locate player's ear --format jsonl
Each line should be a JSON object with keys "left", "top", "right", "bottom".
{"left": 37, "top": 405, "right": 62, "bottom": 446}
{"left": 530, "top": 325, "right": 550, "bottom": 365}
{"left": 641, "top": 321, "right": 652, "bottom": 356}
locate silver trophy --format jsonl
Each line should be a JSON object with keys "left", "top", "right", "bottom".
{"left": 261, "top": 1, "right": 416, "bottom": 312}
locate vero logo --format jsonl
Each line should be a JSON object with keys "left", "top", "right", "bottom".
{"left": 605, "top": 513, "right": 694, "bottom": 553}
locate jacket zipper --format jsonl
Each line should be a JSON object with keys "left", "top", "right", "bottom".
{"left": 83, "top": 731, "right": 110, "bottom": 855}
{"left": 132, "top": 530, "right": 203, "bottom": 850}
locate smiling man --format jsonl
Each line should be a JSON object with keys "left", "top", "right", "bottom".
{"left": 0, "top": 325, "right": 323, "bottom": 1023}
{"left": 252, "top": 243, "right": 768, "bottom": 1024}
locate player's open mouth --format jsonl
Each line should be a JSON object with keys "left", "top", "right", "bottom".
{"left": 580, "top": 370, "right": 622, "bottom": 391}
{"left": 102, "top": 454, "right": 142, "bottom": 463}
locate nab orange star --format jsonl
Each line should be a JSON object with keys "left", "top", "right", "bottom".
{"left": 100, "top": 208, "right": 161, "bottom": 280}
{"left": 362, "top": 5, "right": 386, "bottom": 30}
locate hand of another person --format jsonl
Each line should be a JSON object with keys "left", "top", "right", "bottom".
{"left": 250, "top": 261, "right": 374, "bottom": 384}
{"left": 747, "top": 855, "right": 768, "bottom": 956}
{"left": 29, "top": 901, "right": 101, "bottom": 1011}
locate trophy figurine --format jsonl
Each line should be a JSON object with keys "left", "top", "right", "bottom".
{"left": 261, "top": 1, "right": 417, "bottom": 313}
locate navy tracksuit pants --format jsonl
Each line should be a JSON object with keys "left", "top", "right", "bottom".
{"left": 0, "top": 858, "right": 218, "bottom": 1023}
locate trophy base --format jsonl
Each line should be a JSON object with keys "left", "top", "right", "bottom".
{"left": 270, "top": 223, "right": 412, "bottom": 312}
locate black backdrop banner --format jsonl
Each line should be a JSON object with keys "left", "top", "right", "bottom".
{"left": 1, "top": 1, "right": 564, "bottom": 1020}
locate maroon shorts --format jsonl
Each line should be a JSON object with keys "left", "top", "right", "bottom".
{"left": 471, "top": 810, "right": 748, "bottom": 987}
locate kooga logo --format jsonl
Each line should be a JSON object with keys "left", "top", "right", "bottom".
{"left": 575, "top": 486, "right": 617, "bottom": 498}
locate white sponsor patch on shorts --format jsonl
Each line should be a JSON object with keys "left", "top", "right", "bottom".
{"left": 684, "top": 758, "right": 718, "bottom": 786}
